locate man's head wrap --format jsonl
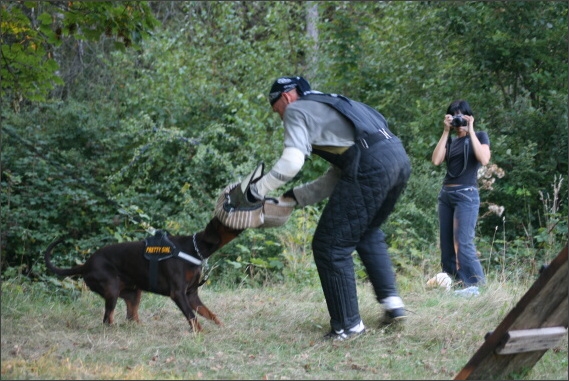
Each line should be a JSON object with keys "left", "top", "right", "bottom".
{"left": 268, "top": 76, "right": 311, "bottom": 106}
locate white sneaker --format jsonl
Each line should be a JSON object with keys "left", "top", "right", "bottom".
{"left": 324, "top": 320, "right": 366, "bottom": 341}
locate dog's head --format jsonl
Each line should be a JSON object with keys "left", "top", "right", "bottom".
{"left": 207, "top": 216, "right": 244, "bottom": 248}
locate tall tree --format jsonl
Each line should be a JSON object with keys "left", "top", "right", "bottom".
{"left": 1, "top": 1, "right": 159, "bottom": 110}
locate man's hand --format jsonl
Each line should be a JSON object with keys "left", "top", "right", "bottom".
{"left": 275, "top": 195, "right": 297, "bottom": 208}
{"left": 282, "top": 188, "right": 297, "bottom": 203}
{"left": 226, "top": 183, "right": 263, "bottom": 211}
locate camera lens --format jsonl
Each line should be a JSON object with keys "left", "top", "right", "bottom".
{"left": 451, "top": 115, "right": 467, "bottom": 127}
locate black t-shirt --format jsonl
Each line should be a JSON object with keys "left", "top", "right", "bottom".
{"left": 443, "top": 131, "right": 490, "bottom": 186}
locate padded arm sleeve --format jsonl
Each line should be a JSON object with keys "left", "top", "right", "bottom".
{"left": 293, "top": 165, "right": 341, "bottom": 207}
{"left": 253, "top": 147, "right": 305, "bottom": 197}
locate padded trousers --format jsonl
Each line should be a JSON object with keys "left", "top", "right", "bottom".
{"left": 312, "top": 136, "right": 411, "bottom": 332}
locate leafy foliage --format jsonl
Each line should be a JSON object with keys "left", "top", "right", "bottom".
{"left": 1, "top": 1, "right": 159, "bottom": 109}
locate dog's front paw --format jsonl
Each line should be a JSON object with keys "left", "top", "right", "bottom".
{"left": 189, "top": 318, "right": 203, "bottom": 333}
{"left": 212, "top": 316, "right": 223, "bottom": 326}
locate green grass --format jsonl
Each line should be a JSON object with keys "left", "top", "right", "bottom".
{"left": 1, "top": 277, "right": 567, "bottom": 380}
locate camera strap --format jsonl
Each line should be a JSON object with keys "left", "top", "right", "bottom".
{"left": 446, "top": 136, "right": 469, "bottom": 178}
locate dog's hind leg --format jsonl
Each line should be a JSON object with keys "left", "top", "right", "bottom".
{"left": 121, "top": 289, "right": 142, "bottom": 323}
{"left": 84, "top": 277, "right": 119, "bottom": 325}
{"left": 188, "top": 289, "right": 222, "bottom": 326}
{"left": 103, "top": 296, "right": 118, "bottom": 324}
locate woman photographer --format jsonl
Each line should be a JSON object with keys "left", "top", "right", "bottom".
{"left": 431, "top": 100, "right": 491, "bottom": 289}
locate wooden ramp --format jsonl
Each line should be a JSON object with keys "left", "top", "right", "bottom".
{"left": 454, "top": 244, "right": 568, "bottom": 380}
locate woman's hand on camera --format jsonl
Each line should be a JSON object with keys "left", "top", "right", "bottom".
{"left": 463, "top": 115, "right": 475, "bottom": 132}
{"left": 443, "top": 114, "right": 453, "bottom": 131}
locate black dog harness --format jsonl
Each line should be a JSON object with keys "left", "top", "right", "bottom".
{"left": 144, "top": 230, "right": 207, "bottom": 292}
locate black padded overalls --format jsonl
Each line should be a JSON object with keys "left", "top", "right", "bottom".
{"left": 301, "top": 93, "right": 411, "bottom": 331}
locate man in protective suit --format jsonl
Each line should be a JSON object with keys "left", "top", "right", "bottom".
{"left": 245, "top": 76, "right": 411, "bottom": 340}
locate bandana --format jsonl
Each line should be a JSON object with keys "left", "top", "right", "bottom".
{"left": 268, "top": 76, "right": 311, "bottom": 106}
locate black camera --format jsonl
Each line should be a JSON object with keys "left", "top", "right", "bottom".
{"left": 451, "top": 114, "right": 468, "bottom": 128}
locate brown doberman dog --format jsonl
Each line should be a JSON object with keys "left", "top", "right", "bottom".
{"left": 44, "top": 216, "right": 243, "bottom": 332}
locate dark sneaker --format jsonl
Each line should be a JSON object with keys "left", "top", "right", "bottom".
{"left": 324, "top": 321, "right": 366, "bottom": 341}
{"left": 382, "top": 307, "right": 407, "bottom": 326}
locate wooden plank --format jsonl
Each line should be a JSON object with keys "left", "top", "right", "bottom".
{"left": 454, "top": 244, "right": 568, "bottom": 380}
{"left": 495, "top": 327, "right": 567, "bottom": 354}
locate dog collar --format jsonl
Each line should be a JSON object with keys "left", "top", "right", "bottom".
{"left": 192, "top": 233, "right": 205, "bottom": 261}
{"left": 176, "top": 233, "right": 206, "bottom": 266}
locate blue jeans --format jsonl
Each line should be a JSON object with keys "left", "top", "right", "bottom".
{"left": 437, "top": 185, "right": 486, "bottom": 286}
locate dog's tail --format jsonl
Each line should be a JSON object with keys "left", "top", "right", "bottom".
{"left": 44, "top": 237, "right": 86, "bottom": 277}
